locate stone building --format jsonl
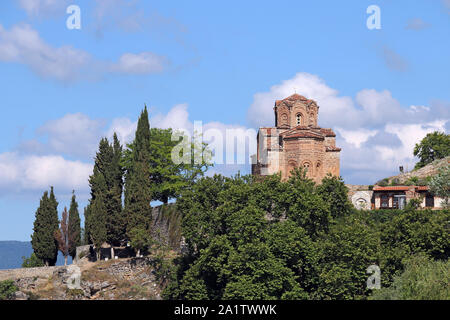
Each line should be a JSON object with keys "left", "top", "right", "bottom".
{"left": 252, "top": 93, "right": 341, "bottom": 183}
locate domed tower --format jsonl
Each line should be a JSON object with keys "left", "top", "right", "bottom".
{"left": 274, "top": 93, "right": 319, "bottom": 129}
{"left": 252, "top": 93, "right": 341, "bottom": 183}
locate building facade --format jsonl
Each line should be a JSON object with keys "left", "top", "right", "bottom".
{"left": 252, "top": 93, "right": 341, "bottom": 183}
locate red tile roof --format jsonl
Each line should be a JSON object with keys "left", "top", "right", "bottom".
{"left": 373, "top": 186, "right": 429, "bottom": 191}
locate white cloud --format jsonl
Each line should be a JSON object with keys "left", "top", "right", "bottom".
{"left": 247, "top": 72, "right": 357, "bottom": 128}
{"left": 19, "top": 113, "right": 104, "bottom": 159}
{"left": 335, "top": 128, "right": 378, "bottom": 148}
{"left": 0, "top": 152, "right": 92, "bottom": 195}
{"left": 0, "top": 24, "right": 169, "bottom": 82}
{"left": 0, "top": 24, "right": 91, "bottom": 81}
{"left": 112, "top": 52, "right": 168, "bottom": 74}
{"left": 16, "top": 0, "right": 70, "bottom": 16}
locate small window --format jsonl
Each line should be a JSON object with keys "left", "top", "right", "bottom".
{"left": 296, "top": 114, "right": 302, "bottom": 125}
{"left": 381, "top": 194, "right": 389, "bottom": 208}
{"left": 425, "top": 194, "right": 434, "bottom": 208}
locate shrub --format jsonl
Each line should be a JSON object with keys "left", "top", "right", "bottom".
{"left": 370, "top": 254, "right": 450, "bottom": 300}
{"left": 0, "top": 280, "right": 18, "bottom": 300}
{"left": 21, "top": 253, "right": 44, "bottom": 268}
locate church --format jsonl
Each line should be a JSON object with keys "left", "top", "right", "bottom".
{"left": 251, "top": 93, "right": 341, "bottom": 183}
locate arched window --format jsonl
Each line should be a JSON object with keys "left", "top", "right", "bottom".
{"left": 281, "top": 113, "right": 288, "bottom": 126}
{"left": 296, "top": 113, "right": 302, "bottom": 125}
{"left": 316, "top": 161, "right": 322, "bottom": 176}
{"left": 302, "top": 161, "right": 312, "bottom": 176}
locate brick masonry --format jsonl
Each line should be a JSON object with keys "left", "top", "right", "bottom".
{"left": 252, "top": 93, "right": 341, "bottom": 183}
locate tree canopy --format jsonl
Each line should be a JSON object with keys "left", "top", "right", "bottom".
{"left": 413, "top": 131, "right": 450, "bottom": 169}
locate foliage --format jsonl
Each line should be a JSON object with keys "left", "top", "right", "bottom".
{"left": 122, "top": 128, "right": 212, "bottom": 205}
{"left": 370, "top": 254, "right": 450, "bottom": 300}
{"left": 128, "top": 226, "right": 154, "bottom": 256}
{"left": 31, "top": 187, "right": 59, "bottom": 266}
{"left": 21, "top": 253, "right": 44, "bottom": 268}
{"left": 164, "top": 170, "right": 450, "bottom": 300}
{"left": 124, "top": 107, "right": 153, "bottom": 253}
{"left": 429, "top": 164, "right": 450, "bottom": 208}
{"left": 54, "top": 207, "right": 70, "bottom": 265}
{"left": 413, "top": 131, "right": 450, "bottom": 169}
{"left": 0, "top": 280, "right": 17, "bottom": 300}
{"left": 67, "top": 192, "right": 81, "bottom": 259}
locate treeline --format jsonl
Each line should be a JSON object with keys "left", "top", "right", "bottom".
{"left": 29, "top": 107, "right": 210, "bottom": 266}
{"left": 30, "top": 189, "right": 81, "bottom": 266}
{"left": 163, "top": 170, "right": 450, "bottom": 300}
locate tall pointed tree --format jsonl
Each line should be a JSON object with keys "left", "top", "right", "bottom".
{"left": 55, "top": 207, "right": 70, "bottom": 266}
{"left": 107, "top": 133, "right": 126, "bottom": 258}
{"left": 124, "top": 106, "right": 153, "bottom": 256}
{"left": 68, "top": 191, "right": 81, "bottom": 260}
{"left": 31, "top": 188, "right": 59, "bottom": 266}
{"left": 87, "top": 139, "right": 111, "bottom": 260}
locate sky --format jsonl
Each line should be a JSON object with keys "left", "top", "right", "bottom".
{"left": 0, "top": 0, "right": 449, "bottom": 241}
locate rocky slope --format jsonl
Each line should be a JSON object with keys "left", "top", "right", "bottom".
{"left": 381, "top": 156, "right": 449, "bottom": 185}
{"left": 6, "top": 254, "right": 174, "bottom": 300}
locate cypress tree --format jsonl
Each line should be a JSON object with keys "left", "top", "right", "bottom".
{"left": 47, "top": 187, "right": 59, "bottom": 266}
{"left": 124, "top": 106, "right": 152, "bottom": 256}
{"left": 87, "top": 139, "right": 111, "bottom": 259}
{"left": 31, "top": 187, "right": 59, "bottom": 266}
{"left": 84, "top": 204, "right": 92, "bottom": 245}
{"left": 89, "top": 173, "right": 108, "bottom": 261}
{"left": 68, "top": 191, "right": 81, "bottom": 260}
{"left": 106, "top": 133, "right": 126, "bottom": 258}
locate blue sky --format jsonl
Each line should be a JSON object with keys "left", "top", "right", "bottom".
{"left": 0, "top": 0, "right": 449, "bottom": 241}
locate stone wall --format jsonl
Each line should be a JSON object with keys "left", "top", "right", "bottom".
{"left": 0, "top": 265, "right": 64, "bottom": 281}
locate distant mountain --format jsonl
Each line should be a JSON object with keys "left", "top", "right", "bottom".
{"left": 0, "top": 241, "right": 72, "bottom": 270}
{"left": 0, "top": 241, "right": 33, "bottom": 270}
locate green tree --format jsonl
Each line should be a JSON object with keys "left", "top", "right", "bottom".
{"left": 413, "top": 131, "right": 450, "bottom": 169}
{"left": 31, "top": 187, "right": 59, "bottom": 266}
{"left": 314, "top": 215, "right": 379, "bottom": 300}
{"left": 370, "top": 254, "right": 450, "bottom": 300}
{"left": 89, "top": 172, "right": 108, "bottom": 260}
{"left": 124, "top": 107, "right": 153, "bottom": 256}
{"left": 429, "top": 164, "right": 450, "bottom": 208}
{"left": 21, "top": 253, "right": 44, "bottom": 268}
{"left": 317, "top": 174, "right": 353, "bottom": 219}
{"left": 0, "top": 280, "right": 17, "bottom": 300}
{"left": 68, "top": 191, "right": 81, "bottom": 260}
{"left": 122, "top": 128, "right": 212, "bottom": 205}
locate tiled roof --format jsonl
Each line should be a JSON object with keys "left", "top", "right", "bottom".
{"left": 320, "top": 128, "right": 336, "bottom": 137}
{"left": 373, "top": 186, "right": 429, "bottom": 191}
{"left": 275, "top": 93, "right": 316, "bottom": 106}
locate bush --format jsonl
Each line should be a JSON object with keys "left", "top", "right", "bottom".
{"left": 370, "top": 254, "right": 450, "bottom": 300}
{"left": 21, "top": 253, "right": 44, "bottom": 268}
{"left": 0, "top": 280, "right": 18, "bottom": 300}
{"left": 376, "top": 178, "right": 389, "bottom": 187}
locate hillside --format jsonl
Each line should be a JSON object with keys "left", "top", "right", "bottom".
{"left": 0, "top": 255, "right": 171, "bottom": 300}
{"left": 380, "top": 156, "right": 449, "bottom": 185}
